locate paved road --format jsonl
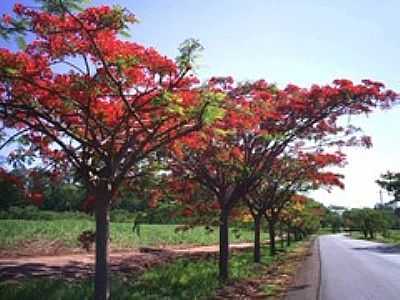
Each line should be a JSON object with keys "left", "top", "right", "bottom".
{"left": 319, "top": 234, "right": 400, "bottom": 300}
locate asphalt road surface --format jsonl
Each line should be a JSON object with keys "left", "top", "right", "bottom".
{"left": 319, "top": 234, "right": 400, "bottom": 300}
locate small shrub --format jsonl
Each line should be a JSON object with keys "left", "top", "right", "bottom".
{"left": 78, "top": 230, "right": 96, "bottom": 252}
{"left": 110, "top": 209, "right": 136, "bottom": 223}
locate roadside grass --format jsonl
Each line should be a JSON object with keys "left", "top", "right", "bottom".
{"left": 0, "top": 242, "right": 303, "bottom": 300}
{"left": 318, "top": 227, "right": 333, "bottom": 235}
{"left": 0, "top": 219, "right": 267, "bottom": 250}
{"left": 372, "top": 230, "right": 400, "bottom": 245}
{"left": 263, "top": 283, "right": 281, "bottom": 297}
{"left": 260, "top": 240, "right": 310, "bottom": 296}
{"left": 349, "top": 230, "right": 400, "bottom": 245}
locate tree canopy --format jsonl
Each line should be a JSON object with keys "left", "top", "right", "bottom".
{"left": 376, "top": 171, "right": 400, "bottom": 203}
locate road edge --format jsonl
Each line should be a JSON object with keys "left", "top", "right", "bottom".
{"left": 284, "top": 236, "right": 321, "bottom": 300}
{"left": 317, "top": 237, "right": 322, "bottom": 300}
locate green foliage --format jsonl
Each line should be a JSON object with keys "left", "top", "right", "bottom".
{"left": 15, "top": 35, "right": 27, "bottom": 50}
{"left": 343, "top": 208, "right": 391, "bottom": 239}
{"left": 301, "top": 200, "right": 324, "bottom": 235}
{"left": 0, "top": 206, "right": 90, "bottom": 221}
{"left": 351, "top": 230, "right": 400, "bottom": 246}
{"left": 376, "top": 171, "right": 400, "bottom": 203}
{"left": 369, "top": 229, "right": 400, "bottom": 244}
{"left": 0, "top": 0, "right": 89, "bottom": 39}
{"left": 0, "top": 205, "right": 141, "bottom": 223}
{"left": 176, "top": 38, "right": 204, "bottom": 70}
{"left": 42, "top": 183, "right": 85, "bottom": 211}
{"left": 322, "top": 210, "right": 343, "bottom": 233}
{"left": 109, "top": 209, "right": 136, "bottom": 223}
{"left": 132, "top": 247, "right": 276, "bottom": 299}
{"left": 184, "top": 90, "right": 226, "bottom": 125}
{"left": 37, "top": 0, "right": 90, "bottom": 13}
{"left": 0, "top": 279, "right": 93, "bottom": 300}
{"left": 203, "top": 104, "right": 225, "bottom": 124}
{"left": 284, "top": 197, "right": 324, "bottom": 238}
{"left": 0, "top": 178, "right": 25, "bottom": 210}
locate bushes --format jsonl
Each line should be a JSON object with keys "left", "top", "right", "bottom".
{"left": 343, "top": 208, "right": 391, "bottom": 239}
{"left": 0, "top": 206, "right": 90, "bottom": 221}
{"left": 0, "top": 177, "right": 25, "bottom": 210}
{"left": 110, "top": 209, "right": 137, "bottom": 223}
{"left": 42, "top": 184, "right": 85, "bottom": 212}
{"left": 0, "top": 206, "right": 141, "bottom": 223}
{"left": 0, "top": 206, "right": 257, "bottom": 226}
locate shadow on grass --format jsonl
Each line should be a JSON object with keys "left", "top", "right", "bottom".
{"left": 0, "top": 249, "right": 180, "bottom": 282}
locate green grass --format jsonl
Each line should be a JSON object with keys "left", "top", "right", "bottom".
{"left": 263, "top": 283, "right": 280, "bottom": 297}
{"left": 318, "top": 227, "right": 334, "bottom": 235}
{"left": 0, "top": 219, "right": 268, "bottom": 250}
{"left": 349, "top": 229, "right": 400, "bottom": 245}
{"left": 382, "top": 230, "right": 400, "bottom": 244}
{"left": 0, "top": 243, "right": 299, "bottom": 300}
{"left": 261, "top": 238, "right": 311, "bottom": 296}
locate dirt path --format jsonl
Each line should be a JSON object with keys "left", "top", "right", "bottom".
{"left": 0, "top": 243, "right": 253, "bottom": 281}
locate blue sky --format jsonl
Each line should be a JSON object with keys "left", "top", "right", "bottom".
{"left": 1, "top": 0, "right": 399, "bottom": 208}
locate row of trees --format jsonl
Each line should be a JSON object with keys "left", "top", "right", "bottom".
{"left": 0, "top": 167, "right": 84, "bottom": 211}
{"left": 0, "top": 165, "right": 152, "bottom": 214}
{"left": 322, "top": 205, "right": 400, "bottom": 238}
{"left": 0, "top": 1, "right": 397, "bottom": 299}
{"left": 343, "top": 208, "right": 391, "bottom": 239}
{"left": 377, "top": 171, "right": 400, "bottom": 206}
{"left": 321, "top": 170, "right": 400, "bottom": 236}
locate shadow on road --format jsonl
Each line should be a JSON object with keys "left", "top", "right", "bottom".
{"left": 286, "top": 284, "right": 310, "bottom": 292}
{"left": 351, "top": 245, "right": 400, "bottom": 255}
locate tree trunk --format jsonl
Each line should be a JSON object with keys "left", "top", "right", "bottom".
{"left": 363, "top": 230, "right": 368, "bottom": 239}
{"left": 219, "top": 209, "right": 230, "bottom": 281}
{"left": 294, "top": 230, "right": 301, "bottom": 241}
{"left": 94, "top": 192, "right": 111, "bottom": 300}
{"left": 286, "top": 228, "right": 291, "bottom": 247}
{"left": 369, "top": 230, "right": 374, "bottom": 239}
{"left": 253, "top": 214, "right": 262, "bottom": 263}
{"left": 279, "top": 224, "right": 284, "bottom": 249}
{"left": 268, "top": 220, "right": 276, "bottom": 256}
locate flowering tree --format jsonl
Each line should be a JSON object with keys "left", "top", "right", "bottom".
{"left": 169, "top": 77, "right": 396, "bottom": 280}
{"left": 246, "top": 151, "right": 345, "bottom": 259}
{"left": 280, "top": 195, "right": 325, "bottom": 243}
{"left": 0, "top": 1, "right": 216, "bottom": 299}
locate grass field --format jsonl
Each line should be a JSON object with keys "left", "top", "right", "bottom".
{"left": 0, "top": 241, "right": 303, "bottom": 300}
{"left": 0, "top": 219, "right": 268, "bottom": 250}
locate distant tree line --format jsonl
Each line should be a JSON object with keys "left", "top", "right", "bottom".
{"left": 322, "top": 206, "right": 400, "bottom": 239}
{"left": 0, "top": 166, "right": 188, "bottom": 224}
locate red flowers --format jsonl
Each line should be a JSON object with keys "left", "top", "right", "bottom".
{"left": 82, "top": 195, "right": 96, "bottom": 212}
{"left": 2, "top": 14, "right": 12, "bottom": 24}
{"left": 28, "top": 192, "right": 44, "bottom": 206}
{"left": 13, "top": 4, "right": 24, "bottom": 14}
